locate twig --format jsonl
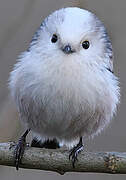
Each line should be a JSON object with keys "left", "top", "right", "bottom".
{"left": 0, "top": 142, "right": 126, "bottom": 175}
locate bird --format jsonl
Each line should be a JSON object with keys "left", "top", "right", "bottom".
{"left": 9, "top": 7, "right": 120, "bottom": 170}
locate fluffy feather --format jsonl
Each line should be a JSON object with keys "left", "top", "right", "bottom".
{"left": 9, "top": 7, "right": 120, "bottom": 148}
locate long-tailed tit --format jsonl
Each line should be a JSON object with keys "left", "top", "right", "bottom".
{"left": 9, "top": 7, "right": 120, "bottom": 169}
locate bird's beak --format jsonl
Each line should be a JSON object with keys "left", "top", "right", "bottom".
{"left": 62, "top": 45, "right": 75, "bottom": 54}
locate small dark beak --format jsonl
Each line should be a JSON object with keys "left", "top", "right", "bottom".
{"left": 62, "top": 45, "right": 75, "bottom": 54}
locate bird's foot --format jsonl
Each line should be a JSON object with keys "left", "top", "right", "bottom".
{"left": 69, "top": 137, "right": 83, "bottom": 168}
{"left": 14, "top": 129, "right": 30, "bottom": 170}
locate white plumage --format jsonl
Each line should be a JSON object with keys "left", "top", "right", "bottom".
{"left": 9, "top": 7, "right": 120, "bottom": 149}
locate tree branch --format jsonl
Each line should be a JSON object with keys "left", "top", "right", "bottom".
{"left": 0, "top": 142, "right": 126, "bottom": 175}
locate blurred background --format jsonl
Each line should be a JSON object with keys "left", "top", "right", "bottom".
{"left": 0, "top": 0, "right": 126, "bottom": 179}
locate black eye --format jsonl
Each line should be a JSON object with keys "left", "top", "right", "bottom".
{"left": 51, "top": 34, "right": 58, "bottom": 43}
{"left": 82, "top": 40, "right": 90, "bottom": 49}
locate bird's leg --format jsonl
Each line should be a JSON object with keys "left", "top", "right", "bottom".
{"left": 31, "top": 138, "right": 60, "bottom": 149}
{"left": 14, "top": 129, "right": 30, "bottom": 170}
{"left": 69, "top": 137, "right": 83, "bottom": 168}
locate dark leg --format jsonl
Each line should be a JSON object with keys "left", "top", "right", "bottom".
{"left": 69, "top": 137, "right": 83, "bottom": 168}
{"left": 31, "top": 138, "right": 60, "bottom": 149}
{"left": 14, "top": 129, "right": 30, "bottom": 170}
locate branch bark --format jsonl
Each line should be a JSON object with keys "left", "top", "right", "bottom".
{"left": 0, "top": 142, "right": 126, "bottom": 175}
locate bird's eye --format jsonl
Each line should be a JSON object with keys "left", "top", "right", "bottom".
{"left": 82, "top": 40, "right": 90, "bottom": 49}
{"left": 51, "top": 34, "right": 58, "bottom": 43}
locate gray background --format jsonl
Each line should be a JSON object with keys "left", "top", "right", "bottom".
{"left": 0, "top": 0, "right": 126, "bottom": 179}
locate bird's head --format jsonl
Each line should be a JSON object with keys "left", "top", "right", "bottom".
{"left": 28, "top": 7, "right": 113, "bottom": 71}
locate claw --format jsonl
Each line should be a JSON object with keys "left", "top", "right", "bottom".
{"left": 69, "top": 137, "right": 83, "bottom": 168}
{"left": 14, "top": 129, "right": 30, "bottom": 170}
{"left": 14, "top": 137, "right": 25, "bottom": 170}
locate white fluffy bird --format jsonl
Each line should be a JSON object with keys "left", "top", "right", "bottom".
{"left": 9, "top": 7, "right": 120, "bottom": 169}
